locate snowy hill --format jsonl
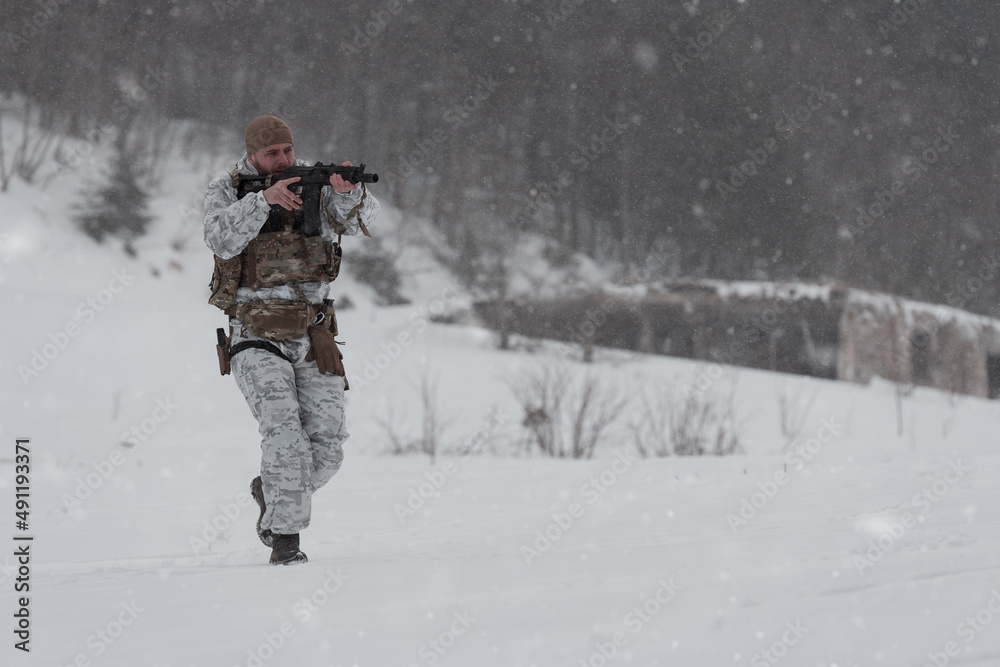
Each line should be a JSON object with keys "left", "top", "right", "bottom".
{"left": 1, "top": 136, "right": 1000, "bottom": 667}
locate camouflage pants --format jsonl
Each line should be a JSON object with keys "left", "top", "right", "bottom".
{"left": 230, "top": 319, "right": 348, "bottom": 535}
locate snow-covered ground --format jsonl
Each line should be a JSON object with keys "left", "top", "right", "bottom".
{"left": 2, "top": 135, "right": 999, "bottom": 667}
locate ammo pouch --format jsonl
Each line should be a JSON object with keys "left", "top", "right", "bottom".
{"left": 243, "top": 230, "right": 341, "bottom": 290}
{"left": 208, "top": 254, "right": 242, "bottom": 312}
{"left": 234, "top": 299, "right": 321, "bottom": 341}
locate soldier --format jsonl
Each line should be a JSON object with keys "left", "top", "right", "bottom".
{"left": 203, "top": 115, "right": 380, "bottom": 565}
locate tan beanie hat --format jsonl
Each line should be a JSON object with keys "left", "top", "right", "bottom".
{"left": 244, "top": 115, "right": 293, "bottom": 155}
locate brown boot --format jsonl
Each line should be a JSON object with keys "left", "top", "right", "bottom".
{"left": 269, "top": 533, "right": 308, "bottom": 565}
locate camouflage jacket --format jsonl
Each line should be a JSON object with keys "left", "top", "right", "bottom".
{"left": 203, "top": 154, "right": 381, "bottom": 304}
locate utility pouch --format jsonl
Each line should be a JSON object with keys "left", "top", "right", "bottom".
{"left": 325, "top": 240, "right": 342, "bottom": 282}
{"left": 234, "top": 299, "right": 317, "bottom": 341}
{"left": 216, "top": 328, "right": 231, "bottom": 375}
{"left": 208, "top": 255, "right": 242, "bottom": 312}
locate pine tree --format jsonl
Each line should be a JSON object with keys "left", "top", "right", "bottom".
{"left": 75, "top": 147, "right": 153, "bottom": 255}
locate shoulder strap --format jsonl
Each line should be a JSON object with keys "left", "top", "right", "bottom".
{"left": 343, "top": 185, "right": 372, "bottom": 237}
{"left": 229, "top": 163, "right": 240, "bottom": 188}
{"left": 322, "top": 197, "right": 349, "bottom": 236}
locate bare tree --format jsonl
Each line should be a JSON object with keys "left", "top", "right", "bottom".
{"left": 377, "top": 400, "right": 412, "bottom": 457}
{"left": 417, "top": 371, "right": 448, "bottom": 464}
{"left": 0, "top": 101, "right": 60, "bottom": 191}
{"left": 0, "top": 113, "right": 12, "bottom": 192}
{"left": 377, "top": 368, "right": 451, "bottom": 462}
{"left": 508, "top": 362, "right": 627, "bottom": 459}
{"left": 776, "top": 380, "right": 820, "bottom": 453}
{"left": 569, "top": 373, "right": 627, "bottom": 459}
{"left": 630, "top": 387, "right": 672, "bottom": 458}
{"left": 632, "top": 374, "right": 745, "bottom": 457}
{"left": 510, "top": 363, "right": 567, "bottom": 457}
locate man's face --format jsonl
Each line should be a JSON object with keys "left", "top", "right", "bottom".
{"left": 248, "top": 142, "right": 295, "bottom": 175}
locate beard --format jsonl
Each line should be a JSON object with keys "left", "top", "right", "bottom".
{"left": 248, "top": 151, "right": 294, "bottom": 176}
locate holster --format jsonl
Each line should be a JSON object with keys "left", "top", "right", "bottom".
{"left": 216, "top": 328, "right": 231, "bottom": 376}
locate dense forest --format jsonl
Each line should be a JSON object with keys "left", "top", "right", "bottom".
{"left": 3, "top": 0, "right": 999, "bottom": 314}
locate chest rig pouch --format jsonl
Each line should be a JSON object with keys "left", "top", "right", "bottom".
{"left": 208, "top": 169, "right": 343, "bottom": 341}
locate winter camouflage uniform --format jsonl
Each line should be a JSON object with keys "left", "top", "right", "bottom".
{"left": 204, "top": 153, "right": 380, "bottom": 535}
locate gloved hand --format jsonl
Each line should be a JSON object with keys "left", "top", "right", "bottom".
{"left": 305, "top": 324, "right": 345, "bottom": 376}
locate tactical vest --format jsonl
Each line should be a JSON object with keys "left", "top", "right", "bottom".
{"left": 207, "top": 167, "right": 346, "bottom": 340}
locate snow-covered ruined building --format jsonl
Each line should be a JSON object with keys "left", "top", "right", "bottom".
{"left": 476, "top": 280, "right": 1000, "bottom": 398}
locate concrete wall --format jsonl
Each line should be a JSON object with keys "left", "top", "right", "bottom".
{"left": 475, "top": 282, "right": 1000, "bottom": 398}
{"left": 837, "top": 296, "right": 1000, "bottom": 397}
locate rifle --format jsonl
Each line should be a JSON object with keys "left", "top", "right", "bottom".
{"left": 241, "top": 162, "right": 379, "bottom": 236}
